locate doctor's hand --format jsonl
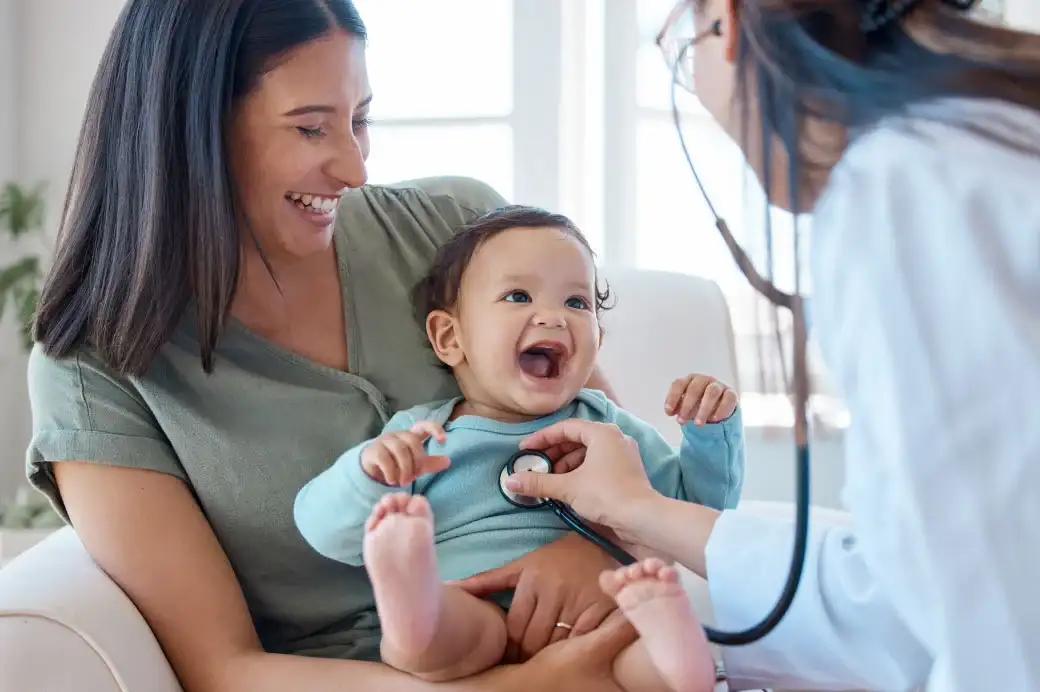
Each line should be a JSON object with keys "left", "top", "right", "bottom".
{"left": 665, "top": 373, "right": 738, "bottom": 425}
{"left": 506, "top": 419, "right": 661, "bottom": 542}
{"left": 359, "top": 421, "right": 451, "bottom": 486}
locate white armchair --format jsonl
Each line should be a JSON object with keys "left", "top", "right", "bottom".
{"left": 0, "top": 267, "right": 848, "bottom": 692}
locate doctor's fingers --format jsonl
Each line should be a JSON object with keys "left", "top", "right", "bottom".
{"left": 505, "top": 470, "right": 574, "bottom": 505}
{"left": 551, "top": 445, "right": 587, "bottom": 475}
{"left": 521, "top": 419, "right": 630, "bottom": 454}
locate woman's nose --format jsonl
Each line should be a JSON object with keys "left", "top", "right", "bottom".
{"left": 327, "top": 134, "right": 368, "bottom": 189}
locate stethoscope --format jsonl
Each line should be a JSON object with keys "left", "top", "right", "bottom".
{"left": 495, "top": 12, "right": 812, "bottom": 648}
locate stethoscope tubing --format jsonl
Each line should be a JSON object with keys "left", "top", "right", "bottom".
{"left": 501, "top": 443, "right": 810, "bottom": 646}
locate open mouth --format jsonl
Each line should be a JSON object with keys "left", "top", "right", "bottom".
{"left": 518, "top": 341, "right": 567, "bottom": 379}
{"left": 286, "top": 191, "right": 339, "bottom": 215}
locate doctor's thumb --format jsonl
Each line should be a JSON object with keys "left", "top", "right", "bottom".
{"left": 505, "top": 471, "right": 569, "bottom": 503}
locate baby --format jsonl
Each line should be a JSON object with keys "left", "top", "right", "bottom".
{"left": 294, "top": 205, "right": 746, "bottom": 692}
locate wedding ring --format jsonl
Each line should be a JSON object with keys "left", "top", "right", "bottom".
{"left": 554, "top": 622, "right": 573, "bottom": 630}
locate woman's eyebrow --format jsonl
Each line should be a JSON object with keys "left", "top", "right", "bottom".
{"left": 282, "top": 94, "right": 372, "bottom": 117}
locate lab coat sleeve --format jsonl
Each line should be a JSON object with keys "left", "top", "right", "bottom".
{"left": 293, "top": 410, "right": 417, "bottom": 566}
{"left": 612, "top": 405, "right": 745, "bottom": 510}
{"left": 706, "top": 511, "right": 931, "bottom": 691}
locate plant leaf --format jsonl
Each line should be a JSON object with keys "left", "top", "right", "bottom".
{"left": 0, "top": 182, "right": 46, "bottom": 238}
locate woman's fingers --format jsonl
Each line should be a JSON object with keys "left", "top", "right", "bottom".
{"left": 553, "top": 447, "right": 586, "bottom": 475}
{"left": 504, "top": 583, "right": 538, "bottom": 663}
{"left": 520, "top": 418, "right": 613, "bottom": 452}
{"left": 519, "top": 589, "right": 564, "bottom": 660}
{"left": 504, "top": 470, "right": 571, "bottom": 504}
{"left": 562, "top": 599, "right": 616, "bottom": 641}
{"left": 448, "top": 562, "right": 521, "bottom": 597}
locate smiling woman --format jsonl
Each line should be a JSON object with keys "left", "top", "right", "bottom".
{"left": 23, "top": 2, "right": 627, "bottom": 692}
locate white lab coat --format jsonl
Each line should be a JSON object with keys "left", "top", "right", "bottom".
{"left": 705, "top": 97, "right": 1040, "bottom": 691}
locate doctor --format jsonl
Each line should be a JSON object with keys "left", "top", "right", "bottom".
{"left": 474, "top": 0, "right": 1040, "bottom": 690}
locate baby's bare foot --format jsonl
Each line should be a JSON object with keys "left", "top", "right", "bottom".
{"left": 601, "top": 559, "right": 715, "bottom": 692}
{"left": 363, "top": 493, "right": 441, "bottom": 658}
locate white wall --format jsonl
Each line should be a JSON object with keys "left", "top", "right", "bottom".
{"left": 0, "top": 0, "right": 1036, "bottom": 506}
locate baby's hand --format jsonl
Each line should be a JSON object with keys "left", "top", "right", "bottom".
{"left": 360, "top": 421, "right": 451, "bottom": 486}
{"left": 664, "top": 374, "right": 738, "bottom": 426}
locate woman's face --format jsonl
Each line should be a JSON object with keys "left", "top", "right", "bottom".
{"left": 689, "top": 0, "right": 832, "bottom": 212}
{"left": 229, "top": 31, "right": 371, "bottom": 263}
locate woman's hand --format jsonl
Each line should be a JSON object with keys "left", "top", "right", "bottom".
{"left": 451, "top": 533, "right": 621, "bottom": 662}
{"left": 504, "top": 419, "right": 661, "bottom": 541}
{"left": 494, "top": 612, "right": 637, "bottom": 692}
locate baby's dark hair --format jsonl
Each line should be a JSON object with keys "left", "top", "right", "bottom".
{"left": 411, "top": 205, "right": 613, "bottom": 326}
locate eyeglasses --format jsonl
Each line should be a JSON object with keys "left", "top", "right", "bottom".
{"left": 654, "top": 1, "right": 722, "bottom": 94}
{"left": 654, "top": 0, "right": 811, "bottom": 452}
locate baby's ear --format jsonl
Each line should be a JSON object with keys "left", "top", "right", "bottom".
{"left": 426, "top": 309, "right": 465, "bottom": 368}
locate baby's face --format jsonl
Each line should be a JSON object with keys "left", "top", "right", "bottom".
{"left": 452, "top": 226, "right": 601, "bottom": 417}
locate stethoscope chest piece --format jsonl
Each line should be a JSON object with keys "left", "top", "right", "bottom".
{"left": 499, "top": 450, "right": 552, "bottom": 508}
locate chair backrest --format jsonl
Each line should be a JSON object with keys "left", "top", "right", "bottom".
{"left": 595, "top": 266, "right": 739, "bottom": 445}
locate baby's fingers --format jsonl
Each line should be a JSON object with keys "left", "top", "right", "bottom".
{"left": 694, "top": 381, "right": 725, "bottom": 425}
{"left": 709, "top": 389, "right": 739, "bottom": 422}
{"left": 381, "top": 435, "right": 415, "bottom": 485}
{"left": 410, "top": 420, "right": 447, "bottom": 443}
{"left": 415, "top": 453, "right": 452, "bottom": 477}
{"left": 678, "top": 377, "right": 711, "bottom": 424}
{"left": 664, "top": 376, "right": 692, "bottom": 416}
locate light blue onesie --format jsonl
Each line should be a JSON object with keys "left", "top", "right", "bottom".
{"left": 294, "top": 389, "right": 744, "bottom": 582}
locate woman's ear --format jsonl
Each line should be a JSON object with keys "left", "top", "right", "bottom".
{"left": 426, "top": 309, "right": 465, "bottom": 368}
{"left": 723, "top": 0, "right": 740, "bottom": 63}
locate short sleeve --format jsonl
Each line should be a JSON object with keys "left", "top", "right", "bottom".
{"left": 394, "top": 176, "right": 509, "bottom": 226}
{"left": 26, "top": 345, "right": 188, "bottom": 520}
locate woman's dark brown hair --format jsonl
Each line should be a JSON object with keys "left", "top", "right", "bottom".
{"left": 730, "top": 0, "right": 1040, "bottom": 212}
{"left": 32, "top": 0, "right": 366, "bottom": 376}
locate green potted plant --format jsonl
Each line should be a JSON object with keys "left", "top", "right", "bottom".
{"left": 0, "top": 181, "right": 45, "bottom": 349}
{"left": 0, "top": 181, "right": 62, "bottom": 564}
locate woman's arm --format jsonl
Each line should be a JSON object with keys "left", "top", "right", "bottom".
{"left": 54, "top": 461, "right": 526, "bottom": 692}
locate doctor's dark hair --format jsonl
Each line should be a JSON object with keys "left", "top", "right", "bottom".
{"left": 32, "top": 0, "right": 367, "bottom": 377}
{"left": 723, "top": 0, "right": 1040, "bottom": 212}
{"left": 411, "top": 205, "right": 614, "bottom": 327}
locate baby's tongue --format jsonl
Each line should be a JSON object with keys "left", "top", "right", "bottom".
{"left": 519, "top": 351, "right": 553, "bottom": 378}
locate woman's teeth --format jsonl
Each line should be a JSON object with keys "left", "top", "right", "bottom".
{"left": 287, "top": 192, "right": 337, "bottom": 213}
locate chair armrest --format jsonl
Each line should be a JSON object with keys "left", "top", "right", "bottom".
{"left": 0, "top": 527, "right": 182, "bottom": 692}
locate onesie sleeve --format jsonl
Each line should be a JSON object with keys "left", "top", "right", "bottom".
{"left": 612, "top": 403, "right": 745, "bottom": 510}
{"left": 26, "top": 345, "right": 188, "bottom": 522}
{"left": 293, "top": 409, "right": 418, "bottom": 566}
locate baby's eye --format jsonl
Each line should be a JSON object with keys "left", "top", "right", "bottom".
{"left": 504, "top": 290, "right": 531, "bottom": 303}
{"left": 566, "top": 296, "right": 590, "bottom": 310}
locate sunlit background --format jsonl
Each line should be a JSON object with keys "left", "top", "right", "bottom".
{"left": 0, "top": 0, "right": 1031, "bottom": 509}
